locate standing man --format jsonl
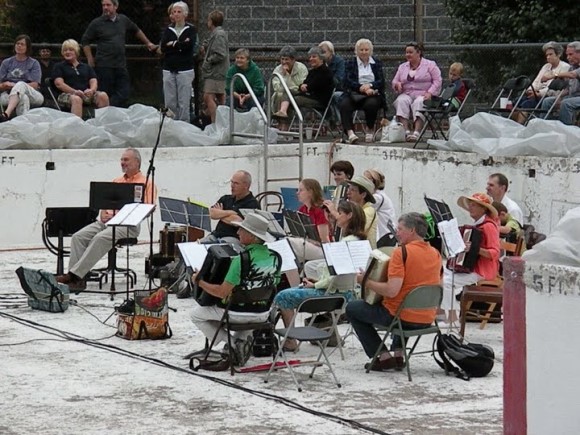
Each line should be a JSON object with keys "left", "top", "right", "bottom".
{"left": 56, "top": 148, "right": 156, "bottom": 290}
{"left": 81, "top": 0, "right": 158, "bottom": 107}
{"left": 486, "top": 173, "right": 524, "bottom": 225}
{"left": 201, "top": 10, "right": 229, "bottom": 123}
{"left": 199, "top": 170, "right": 259, "bottom": 245}
{"left": 53, "top": 39, "right": 109, "bottom": 118}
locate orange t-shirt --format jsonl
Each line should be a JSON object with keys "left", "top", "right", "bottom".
{"left": 101, "top": 171, "right": 157, "bottom": 221}
{"left": 383, "top": 240, "right": 442, "bottom": 324}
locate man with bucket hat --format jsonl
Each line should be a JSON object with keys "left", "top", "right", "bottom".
{"left": 190, "top": 212, "right": 281, "bottom": 358}
{"left": 441, "top": 192, "right": 500, "bottom": 326}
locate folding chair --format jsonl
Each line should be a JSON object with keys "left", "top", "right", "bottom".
{"left": 199, "top": 284, "right": 277, "bottom": 376}
{"left": 366, "top": 285, "right": 443, "bottom": 381}
{"left": 255, "top": 191, "right": 283, "bottom": 212}
{"left": 478, "top": 75, "right": 532, "bottom": 119}
{"left": 264, "top": 295, "right": 346, "bottom": 391}
{"left": 520, "top": 78, "right": 569, "bottom": 125}
{"left": 289, "top": 88, "right": 339, "bottom": 140}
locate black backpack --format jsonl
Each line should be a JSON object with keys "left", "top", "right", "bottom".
{"left": 433, "top": 333, "right": 495, "bottom": 381}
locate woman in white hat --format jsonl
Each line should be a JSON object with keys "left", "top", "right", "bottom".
{"left": 190, "top": 212, "right": 281, "bottom": 350}
{"left": 442, "top": 192, "right": 500, "bottom": 326}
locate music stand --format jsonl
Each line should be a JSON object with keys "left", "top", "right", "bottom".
{"left": 424, "top": 194, "right": 459, "bottom": 331}
{"left": 159, "top": 197, "right": 211, "bottom": 232}
{"left": 89, "top": 182, "right": 144, "bottom": 299}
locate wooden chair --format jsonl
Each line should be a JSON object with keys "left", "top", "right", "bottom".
{"left": 459, "top": 237, "right": 525, "bottom": 337}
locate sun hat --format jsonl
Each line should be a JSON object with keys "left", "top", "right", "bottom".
{"left": 231, "top": 212, "right": 275, "bottom": 242}
{"left": 457, "top": 192, "right": 498, "bottom": 218}
{"left": 346, "top": 176, "right": 376, "bottom": 203}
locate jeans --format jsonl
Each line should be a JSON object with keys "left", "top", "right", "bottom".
{"left": 96, "top": 67, "right": 130, "bottom": 107}
{"left": 346, "top": 299, "right": 430, "bottom": 358}
{"left": 541, "top": 95, "right": 580, "bottom": 125}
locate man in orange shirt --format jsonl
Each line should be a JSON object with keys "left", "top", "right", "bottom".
{"left": 347, "top": 212, "right": 442, "bottom": 371}
{"left": 57, "top": 148, "right": 156, "bottom": 290}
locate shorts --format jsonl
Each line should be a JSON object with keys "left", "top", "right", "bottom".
{"left": 57, "top": 92, "right": 97, "bottom": 107}
{"left": 203, "top": 79, "right": 225, "bottom": 94}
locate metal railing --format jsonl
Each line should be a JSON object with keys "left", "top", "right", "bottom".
{"left": 227, "top": 73, "right": 268, "bottom": 145}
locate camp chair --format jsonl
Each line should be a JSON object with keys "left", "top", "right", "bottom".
{"left": 44, "top": 77, "right": 95, "bottom": 119}
{"left": 520, "top": 78, "right": 569, "bottom": 125}
{"left": 413, "top": 79, "right": 475, "bottom": 148}
{"left": 288, "top": 88, "right": 339, "bottom": 141}
{"left": 459, "top": 237, "right": 525, "bottom": 337}
{"left": 264, "top": 295, "right": 346, "bottom": 392}
{"left": 478, "top": 75, "right": 532, "bottom": 119}
{"left": 255, "top": 191, "right": 283, "bottom": 212}
{"left": 366, "top": 285, "right": 443, "bottom": 382}
{"left": 199, "top": 284, "right": 277, "bottom": 376}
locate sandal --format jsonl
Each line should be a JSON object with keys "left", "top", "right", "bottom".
{"left": 0, "top": 112, "right": 9, "bottom": 123}
{"left": 273, "top": 111, "right": 288, "bottom": 118}
{"left": 406, "top": 133, "right": 418, "bottom": 142}
{"left": 282, "top": 340, "right": 300, "bottom": 353}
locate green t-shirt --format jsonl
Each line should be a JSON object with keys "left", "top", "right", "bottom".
{"left": 224, "top": 244, "right": 281, "bottom": 288}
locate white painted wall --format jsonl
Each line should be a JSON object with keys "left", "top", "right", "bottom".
{"left": 524, "top": 263, "right": 580, "bottom": 435}
{"left": 1, "top": 144, "right": 580, "bottom": 248}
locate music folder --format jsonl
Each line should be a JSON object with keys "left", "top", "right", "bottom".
{"left": 437, "top": 218, "right": 466, "bottom": 257}
{"left": 322, "top": 239, "right": 372, "bottom": 275}
{"left": 106, "top": 203, "right": 155, "bottom": 227}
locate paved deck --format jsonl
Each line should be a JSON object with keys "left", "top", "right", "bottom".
{"left": 0, "top": 244, "right": 502, "bottom": 434}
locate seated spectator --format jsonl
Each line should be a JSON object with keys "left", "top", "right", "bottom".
{"left": 520, "top": 42, "right": 569, "bottom": 109}
{"left": 226, "top": 48, "right": 265, "bottom": 112}
{"left": 271, "top": 46, "right": 308, "bottom": 117}
{"left": 346, "top": 212, "right": 442, "bottom": 371}
{"left": 0, "top": 34, "right": 44, "bottom": 122}
{"left": 319, "top": 40, "right": 345, "bottom": 90}
{"left": 274, "top": 46, "right": 334, "bottom": 121}
{"left": 425, "top": 62, "right": 467, "bottom": 111}
{"left": 38, "top": 43, "right": 55, "bottom": 102}
{"left": 540, "top": 40, "right": 580, "bottom": 126}
{"left": 274, "top": 201, "right": 367, "bottom": 352}
{"left": 392, "top": 42, "right": 442, "bottom": 142}
{"left": 52, "top": 39, "right": 109, "bottom": 118}
{"left": 340, "top": 38, "right": 385, "bottom": 144}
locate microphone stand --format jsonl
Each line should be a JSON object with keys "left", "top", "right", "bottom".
{"left": 145, "top": 108, "right": 168, "bottom": 292}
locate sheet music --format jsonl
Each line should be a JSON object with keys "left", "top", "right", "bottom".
{"left": 346, "top": 240, "right": 373, "bottom": 271}
{"left": 266, "top": 239, "right": 298, "bottom": 272}
{"left": 106, "top": 203, "right": 155, "bottom": 227}
{"left": 177, "top": 242, "right": 209, "bottom": 270}
{"left": 323, "top": 241, "right": 356, "bottom": 275}
{"left": 437, "top": 218, "right": 465, "bottom": 257}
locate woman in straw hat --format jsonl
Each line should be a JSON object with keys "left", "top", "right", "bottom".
{"left": 441, "top": 192, "right": 500, "bottom": 326}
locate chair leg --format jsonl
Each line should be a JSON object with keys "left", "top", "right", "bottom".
{"left": 398, "top": 329, "right": 413, "bottom": 382}
{"left": 460, "top": 294, "right": 468, "bottom": 337}
{"left": 315, "top": 342, "right": 341, "bottom": 388}
{"left": 479, "top": 302, "right": 497, "bottom": 330}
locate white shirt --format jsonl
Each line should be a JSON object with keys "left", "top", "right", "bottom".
{"left": 357, "top": 56, "right": 376, "bottom": 85}
{"left": 502, "top": 195, "right": 524, "bottom": 225}
{"left": 371, "top": 190, "right": 397, "bottom": 239}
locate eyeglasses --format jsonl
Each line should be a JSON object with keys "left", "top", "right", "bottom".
{"left": 72, "top": 66, "right": 79, "bottom": 76}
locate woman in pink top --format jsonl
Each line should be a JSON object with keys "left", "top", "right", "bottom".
{"left": 287, "top": 178, "right": 330, "bottom": 264}
{"left": 392, "top": 42, "right": 442, "bottom": 141}
{"left": 441, "top": 192, "right": 500, "bottom": 326}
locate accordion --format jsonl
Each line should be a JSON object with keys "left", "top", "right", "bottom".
{"left": 361, "top": 247, "right": 394, "bottom": 305}
{"left": 446, "top": 225, "right": 482, "bottom": 273}
{"left": 195, "top": 244, "right": 240, "bottom": 306}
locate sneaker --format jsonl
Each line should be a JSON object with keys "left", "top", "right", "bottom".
{"left": 365, "top": 133, "right": 374, "bottom": 143}
{"left": 348, "top": 133, "right": 358, "bottom": 144}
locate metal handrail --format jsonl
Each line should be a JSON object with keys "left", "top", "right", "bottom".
{"left": 227, "top": 73, "right": 268, "bottom": 144}
{"left": 264, "top": 71, "right": 304, "bottom": 191}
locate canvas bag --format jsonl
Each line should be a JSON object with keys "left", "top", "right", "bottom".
{"left": 116, "top": 287, "right": 172, "bottom": 340}
{"left": 15, "top": 267, "right": 70, "bottom": 313}
{"left": 380, "top": 120, "right": 406, "bottom": 143}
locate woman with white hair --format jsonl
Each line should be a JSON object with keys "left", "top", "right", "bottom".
{"left": 0, "top": 35, "right": 44, "bottom": 122}
{"left": 160, "top": 1, "right": 197, "bottom": 122}
{"left": 319, "top": 40, "right": 345, "bottom": 90}
{"left": 339, "top": 38, "right": 385, "bottom": 144}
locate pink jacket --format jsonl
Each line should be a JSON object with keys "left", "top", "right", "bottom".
{"left": 392, "top": 58, "right": 442, "bottom": 98}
